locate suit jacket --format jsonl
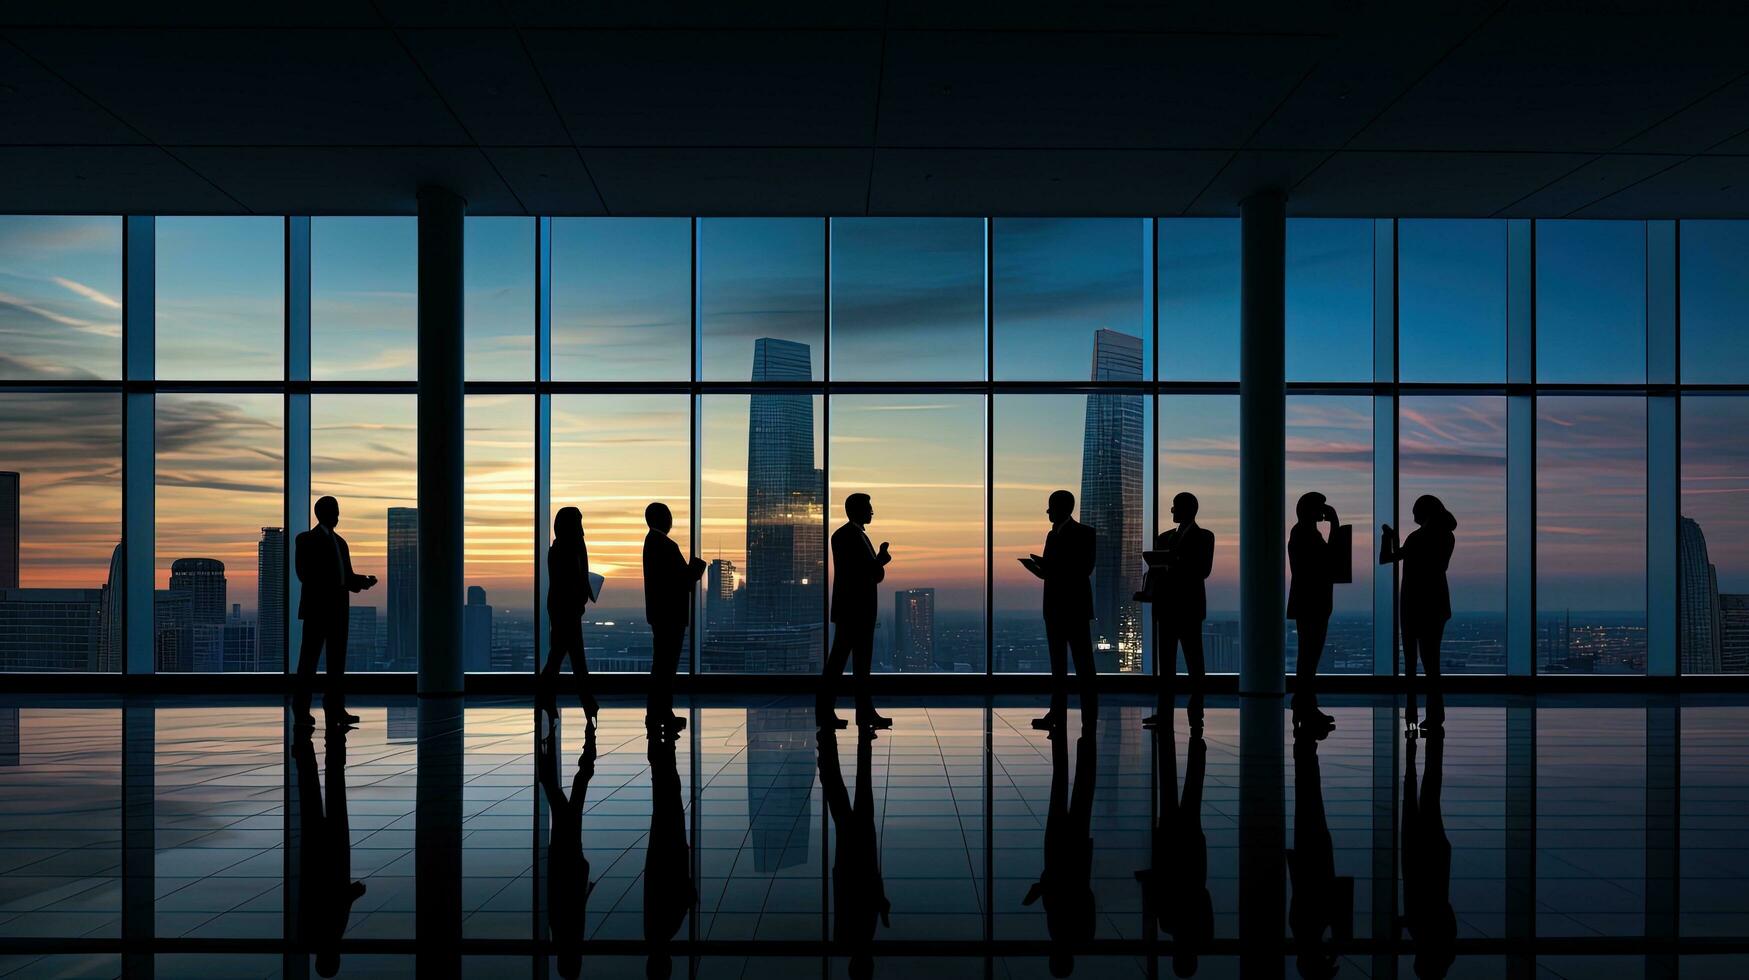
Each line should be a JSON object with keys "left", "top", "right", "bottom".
{"left": 830, "top": 522, "right": 886, "bottom": 627}
{"left": 1286, "top": 522, "right": 1334, "bottom": 621}
{"left": 1145, "top": 525, "right": 1214, "bottom": 624}
{"left": 643, "top": 530, "right": 703, "bottom": 629}
{"left": 294, "top": 526, "right": 370, "bottom": 620}
{"left": 546, "top": 539, "right": 591, "bottom": 619}
{"left": 1041, "top": 519, "right": 1097, "bottom": 622}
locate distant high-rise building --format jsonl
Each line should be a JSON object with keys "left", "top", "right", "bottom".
{"left": 1201, "top": 620, "right": 1241, "bottom": 675}
{"left": 1679, "top": 516, "right": 1724, "bottom": 674}
{"left": 97, "top": 542, "right": 123, "bottom": 673}
{"left": 223, "top": 603, "right": 256, "bottom": 672}
{"left": 893, "top": 588, "right": 936, "bottom": 672}
{"left": 706, "top": 558, "right": 738, "bottom": 630}
{"left": 1721, "top": 594, "right": 1749, "bottom": 675}
{"left": 386, "top": 507, "right": 419, "bottom": 671}
{"left": 153, "top": 588, "right": 192, "bottom": 672}
{"left": 0, "top": 588, "right": 104, "bottom": 671}
{"left": 463, "top": 586, "right": 493, "bottom": 673}
{"left": 1081, "top": 328, "right": 1144, "bottom": 674}
{"left": 702, "top": 338, "right": 823, "bottom": 674}
{"left": 257, "top": 528, "right": 286, "bottom": 672}
{"left": 348, "top": 606, "right": 380, "bottom": 668}
{"left": 168, "top": 558, "right": 226, "bottom": 628}
{"left": 0, "top": 471, "right": 18, "bottom": 590}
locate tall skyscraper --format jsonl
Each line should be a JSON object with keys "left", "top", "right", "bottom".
{"left": 0, "top": 471, "right": 18, "bottom": 590}
{"left": 703, "top": 338, "right": 823, "bottom": 673}
{"left": 168, "top": 558, "right": 226, "bottom": 628}
{"left": 257, "top": 527, "right": 286, "bottom": 672}
{"left": 1721, "top": 594, "right": 1749, "bottom": 674}
{"left": 1081, "top": 328, "right": 1144, "bottom": 674}
{"left": 1679, "top": 516, "right": 1724, "bottom": 674}
{"left": 348, "top": 606, "right": 380, "bottom": 669}
{"left": 153, "top": 588, "right": 192, "bottom": 672}
{"left": 705, "top": 558, "right": 738, "bottom": 630}
{"left": 0, "top": 588, "right": 104, "bottom": 671}
{"left": 97, "top": 542, "right": 123, "bottom": 673}
{"left": 463, "top": 586, "right": 493, "bottom": 673}
{"left": 893, "top": 588, "right": 937, "bottom": 672}
{"left": 386, "top": 507, "right": 419, "bottom": 672}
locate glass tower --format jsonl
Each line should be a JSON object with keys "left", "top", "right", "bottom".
{"left": 1080, "top": 328, "right": 1144, "bottom": 673}
{"left": 386, "top": 506, "right": 419, "bottom": 671}
{"left": 1678, "top": 515, "right": 1723, "bottom": 674}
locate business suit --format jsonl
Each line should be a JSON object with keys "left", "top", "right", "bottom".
{"left": 1287, "top": 521, "right": 1336, "bottom": 709}
{"left": 1040, "top": 518, "right": 1098, "bottom": 717}
{"left": 293, "top": 728, "right": 364, "bottom": 975}
{"left": 294, "top": 524, "right": 371, "bottom": 717}
{"left": 643, "top": 529, "right": 704, "bottom": 720}
{"left": 544, "top": 537, "right": 596, "bottom": 713}
{"left": 1025, "top": 728, "right": 1098, "bottom": 976}
{"left": 1136, "top": 720, "right": 1212, "bottom": 975}
{"left": 821, "top": 521, "right": 887, "bottom": 722}
{"left": 821, "top": 730, "right": 890, "bottom": 967}
{"left": 1143, "top": 524, "right": 1215, "bottom": 684}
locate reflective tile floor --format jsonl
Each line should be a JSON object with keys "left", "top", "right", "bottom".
{"left": 0, "top": 694, "right": 1746, "bottom": 978}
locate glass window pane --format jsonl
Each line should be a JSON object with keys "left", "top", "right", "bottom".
{"left": 552, "top": 217, "right": 690, "bottom": 381}
{"left": 310, "top": 394, "right": 416, "bottom": 672}
{"left": 0, "top": 393, "right": 122, "bottom": 671}
{"left": 700, "top": 219, "right": 823, "bottom": 382}
{"left": 830, "top": 218, "right": 985, "bottom": 381}
{"left": 311, "top": 217, "right": 416, "bottom": 381}
{"left": 551, "top": 394, "right": 691, "bottom": 672}
{"left": 1398, "top": 395, "right": 1507, "bottom": 673}
{"left": 465, "top": 395, "right": 534, "bottom": 671}
{"left": 1286, "top": 219, "right": 1372, "bottom": 382}
{"left": 995, "top": 393, "right": 1152, "bottom": 674}
{"left": 464, "top": 217, "right": 535, "bottom": 381}
{"left": 1680, "top": 395, "right": 1749, "bottom": 673}
{"left": 0, "top": 216, "right": 121, "bottom": 380}
{"left": 156, "top": 217, "right": 283, "bottom": 380}
{"left": 1159, "top": 218, "right": 1239, "bottom": 381}
{"left": 1537, "top": 396, "right": 1646, "bottom": 674}
{"left": 1536, "top": 220, "right": 1646, "bottom": 384}
{"left": 829, "top": 395, "right": 986, "bottom": 673}
{"left": 154, "top": 393, "right": 283, "bottom": 672}
{"left": 1399, "top": 219, "right": 1506, "bottom": 382}
{"left": 993, "top": 218, "right": 1148, "bottom": 381}
{"left": 1285, "top": 395, "right": 1374, "bottom": 674}
{"left": 1158, "top": 395, "right": 1239, "bottom": 673}
{"left": 698, "top": 391, "right": 824, "bottom": 673}
{"left": 1680, "top": 221, "right": 1749, "bottom": 384}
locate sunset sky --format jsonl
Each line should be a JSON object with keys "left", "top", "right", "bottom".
{"left": 1, "top": 215, "right": 1744, "bottom": 630}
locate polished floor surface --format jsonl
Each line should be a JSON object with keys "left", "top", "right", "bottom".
{"left": 0, "top": 694, "right": 1744, "bottom": 978}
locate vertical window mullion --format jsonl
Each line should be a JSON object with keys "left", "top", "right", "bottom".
{"left": 286, "top": 216, "right": 310, "bottom": 677}
{"left": 536, "top": 217, "right": 553, "bottom": 678}
{"left": 1647, "top": 220, "right": 1678, "bottom": 677}
{"left": 1372, "top": 218, "right": 1398, "bottom": 678}
{"left": 1506, "top": 219, "right": 1535, "bottom": 676}
{"left": 122, "top": 215, "right": 155, "bottom": 676}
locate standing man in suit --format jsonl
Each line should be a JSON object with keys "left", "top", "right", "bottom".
{"left": 1022, "top": 489, "right": 1098, "bottom": 732}
{"left": 1137, "top": 492, "right": 1215, "bottom": 729}
{"left": 820, "top": 493, "right": 892, "bottom": 731}
{"left": 643, "top": 502, "right": 706, "bottom": 735}
{"left": 294, "top": 496, "right": 376, "bottom": 728}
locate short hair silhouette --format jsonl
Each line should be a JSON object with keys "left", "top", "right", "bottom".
{"left": 645, "top": 501, "right": 672, "bottom": 530}
{"left": 314, "top": 495, "right": 338, "bottom": 522}
{"left": 1295, "top": 491, "right": 1326, "bottom": 524}
{"left": 553, "top": 506, "right": 583, "bottom": 541}
{"left": 1172, "top": 491, "right": 1199, "bottom": 520}
{"left": 1049, "top": 489, "right": 1075, "bottom": 512}
{"left": 845, "top": 492, "right": 871, "bottom": 512}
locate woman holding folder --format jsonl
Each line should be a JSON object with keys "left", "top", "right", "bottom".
{"left": 543, "top": 506, "right": 600, "bottom": 725}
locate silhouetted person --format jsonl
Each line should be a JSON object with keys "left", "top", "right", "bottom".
{"left": 538, "top": 705, "right": 597, "bottom": 980}
{"left": 1381, "top": 496, "right": 1457, "bottom": 732}
{"left": 821, "top": 493, "right": 892, "bottom": 730}
{"left": 294, "top": 496, "right": 376, "bottom": 728}
{"left": 1024, "top": 706, "right": 1099, "bottom": 978}
{"left": 644, "top": 502, "right": 706, "bottom": 735}
{"left": 1138, "top": 492, "right": 1214, "bottom": 729}
{"left": 1023, "top": 489, "right": 1098, "bottom": 732}
{"left": 1287, "top": 492, "right": 1341, "bottom": 731}
{"left": 820, "top": 727, "right": 891, "bottom": 979}
{"left": 292, "top": 726, "right": 365, "bottom": 978}
{"left": 1401, "top": 732, "right": 1456, "bottom": 979}
{"left": 1136, "top": 711, "right": 1212, "bottom": 977}
{"left": 1287, "top": 732, "right": 1354, "bottom": 980}
{"left": 643, "top": 730, "right": 695, "bottom": 980}
{"left": 544, "top": 506, "right": 599, "bottom": 723}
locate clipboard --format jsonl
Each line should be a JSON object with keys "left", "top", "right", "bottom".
{"left": 587, "top": 572, "right": 605, "bottom": 603}
{"left": 1328, "top": 524, "right": 1353, "bottom": 584}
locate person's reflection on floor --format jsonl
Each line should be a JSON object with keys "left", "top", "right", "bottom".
{"left": 537, "top": 705, "right": 597, "bottom": 980}
{"left": 1287, "top": 731, "right": 1353, "bottom": 980}
{"left": 1402, "top": 732, "right": 1456, "bottom": 979}
{"left": 292, "top": 725, "right": 366, "bottom": 978}
{"left": 1024, "top": 703, "right": 1099, "bottom": 978}
{"left": 1136, "top": 709, "right": 1212, "bottom": 977}
{"left": 644, "top": 725, "right": 695, "bottom": 980}
{"left": 819, "top": 727, "right": 891, "bottom": 979}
